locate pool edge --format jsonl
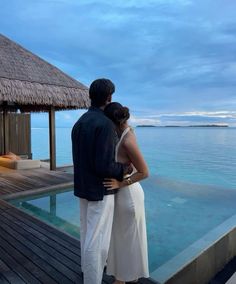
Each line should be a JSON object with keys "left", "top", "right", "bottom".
{"left": 151, "top": 214, "right": 236, "bottom": 284}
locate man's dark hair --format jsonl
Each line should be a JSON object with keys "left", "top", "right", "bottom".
{"left": 89, "top": 78, "right": 115, "bottom": 107}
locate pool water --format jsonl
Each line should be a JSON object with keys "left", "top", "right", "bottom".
{"left": 10, "top": 175, "right": 236, "bottom": 272}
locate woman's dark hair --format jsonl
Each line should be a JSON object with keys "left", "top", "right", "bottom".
{"left": 104, "top": 102, "right": 130, "bottom": 125}
{"left": 89, "top": 78, "right": 115, "bottom": 107}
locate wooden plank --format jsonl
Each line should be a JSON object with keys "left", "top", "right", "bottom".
{"left": 0, "top": 112, "right": 3, "bottom": 155}
{"left": 0, "top": 245, "right": 41, "bottom": 284}
{"left": 9, "top": 206, "right": 81, "bottom": 250}
{"left": 0, "top": 274, "right": 10, "bottom": 284}
{"left": 26, "top": 114, "right": 32, "bottom": 159}
{"left": 0, "top": 208, "right": 5, "bottom": 215}
{"left": 17, "top": 171, "right": 71, "bottom": 185}
{"left": 7, "top": 113, "right": 31, "bottom": 157}
{"left": 0, "top": 217, "right": 75, "bottom": 284}
{"left": 0, "top": 168, "right": 73, "bottom": 198}
{"left": 3, "top": 109, "right": 9, "bottom": 154}
{"left": 31, "top": 171, "right": 72, "bottom": 182}
{"left": 49, "top": 107, "right": 56, "bottom": 170}
{"left": 0, "top": 228, "right": 57, "bottom": 284}
{"left": 8, "top": 207, "right": 80, "bottom": 256}
{"left": 1, "top": 176, "right": 34, "bottom": 190}
{"left": 0, "top": 259, "right": 25, "bottom": 284}
{"left": 0, "top": 200, "right": 12, "bottom": 210}
{"left": 3, "top": 209, "right": 80, "bottom": 262}
{"left": 0, "top": 176, "right": 27, "bottom": 193}
{"left": 1, "top": 212, "right": 81, "bottom": 273}
{"left": 0, "top": 180, "right": 13, "bottom": 194}
{"left": 0, "top": 214, "right": 80, "bottom": 283}
{"left": 5, "top": 174, "right": 52, "bottom": 190}
{"left": 3, "top": 174, "right": 45, "bottom": 188}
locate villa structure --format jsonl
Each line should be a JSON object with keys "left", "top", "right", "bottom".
{"left": 0, "top": 33, "right": 90, "bottom": 170}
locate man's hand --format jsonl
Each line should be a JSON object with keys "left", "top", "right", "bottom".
{"left": 103, "top": 178, "right": 121, "bottom": 190}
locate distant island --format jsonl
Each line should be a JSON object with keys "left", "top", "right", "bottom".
{"left": 136, "top": 125, "right": 157, "bottom": 127}
{"left": 187, "top": 125, "right": 229, "bottom": 127}
{"left": 136, "top": 124, "right": 229, "bottom": 128}
{"left": 164, "top": 125, "right": 181, "bottom": 127}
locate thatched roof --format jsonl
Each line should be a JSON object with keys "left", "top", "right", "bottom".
{"left": 0, "top": 34, "right": 90, "bottom": 111}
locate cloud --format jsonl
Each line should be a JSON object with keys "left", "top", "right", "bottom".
{"left": 129, "top": 114, "right": 160, "bottom": 126}
{"left": 144, "top": 110, "right": 236, "bottom": 126}
{"left": 149, "top": 111, "right": 236, "bottom": 119}
{"left": 1, "top": 0, "right": 236, "bottom": 126}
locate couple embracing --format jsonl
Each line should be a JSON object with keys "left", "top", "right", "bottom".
{"left": 72, "top": 79, "right": 149, "bottom": 284}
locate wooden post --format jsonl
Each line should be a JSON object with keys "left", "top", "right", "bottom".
{"left": 50, "top": 195, "right": 56, "bottom": 216}
{"left": 49, "top": 107, "right": 56, "bottom": 170}
{"left": 3, "top": 108, "right": 9, "bottom": 154}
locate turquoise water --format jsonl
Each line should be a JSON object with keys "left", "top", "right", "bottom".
{"left": 16, "top": 127, "right": 235, "bottom": 272}
{"left": 32, "top": 127, "right": 236, "bottom": 189}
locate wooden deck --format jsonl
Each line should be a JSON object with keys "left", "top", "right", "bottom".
{"left": 0, "top": 199, "right": 115, "bottom": 284}
{"left": 0, "top": 168, "right": 156, "bottom": 284}
{"left": 0, "top": 166, "right": 73, "bottom": 199}
{"left": 0, "top": 200, "right": 155, "bottom": 284}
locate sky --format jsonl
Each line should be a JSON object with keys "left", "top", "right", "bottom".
{"left": 1, "top": 0, "right": 236, "bottom": 127}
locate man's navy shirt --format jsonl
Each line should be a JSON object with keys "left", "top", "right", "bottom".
{"left": 71, "top": 106, "right": 124, "bottom": 201}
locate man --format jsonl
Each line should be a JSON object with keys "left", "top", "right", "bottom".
{"left": 72, "top": 78, "right": 131, "bottom": 284}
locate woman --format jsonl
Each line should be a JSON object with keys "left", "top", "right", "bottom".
{"left": 103, "top": 102, "right": 149, "bottom": 284}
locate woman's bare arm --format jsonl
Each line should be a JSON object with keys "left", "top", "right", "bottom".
{"left": 103, "top": 131, "right": 149, "bottom": 189}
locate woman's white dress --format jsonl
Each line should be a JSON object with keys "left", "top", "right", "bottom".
{"left": 106, "top": 127, "right": 149, "bottom": 282}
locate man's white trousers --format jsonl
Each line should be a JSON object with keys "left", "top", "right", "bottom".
{"left": 79, "top": 195, "right": 114, "bottom": 284}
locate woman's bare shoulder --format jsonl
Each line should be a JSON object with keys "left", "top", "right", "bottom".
{"left": 122, "top": 128, "right": 136, "bottom": 148}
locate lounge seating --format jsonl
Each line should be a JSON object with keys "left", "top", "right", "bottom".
{"left": 0, "top": 156, "right": 41, "bottom": 170}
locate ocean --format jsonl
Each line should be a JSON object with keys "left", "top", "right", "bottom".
{"left": 32, "top": 126, "right": 236, "bottom": 189}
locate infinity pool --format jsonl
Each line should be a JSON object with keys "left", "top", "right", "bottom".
{"left": 10, "top": 175, "right": 236, "bottom": 273}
